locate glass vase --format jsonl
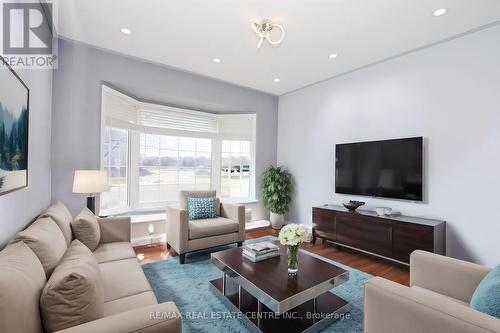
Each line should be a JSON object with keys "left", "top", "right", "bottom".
{"left": 287, "top": 245, "right": 299, "bottom": 275}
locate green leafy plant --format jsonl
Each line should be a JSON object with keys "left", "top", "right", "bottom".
{"left": 261, "top": 165, "right": 292, "bottom": 215}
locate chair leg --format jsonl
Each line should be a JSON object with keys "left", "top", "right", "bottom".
{"left": 237, "top": 241, "right": 243, "bottom": 247}
{"left": 179, "top": 253, "right": 186, "bottom": 264}
{"left": 166, "top": 242, "right": 171, "bottom": 250}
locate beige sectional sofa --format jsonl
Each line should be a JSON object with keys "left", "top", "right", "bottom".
{"left": 0, "top": 202, "right": 181, "bottom": 333}
{"left": 364, "top": 250, "right": 500, "bottom": 333}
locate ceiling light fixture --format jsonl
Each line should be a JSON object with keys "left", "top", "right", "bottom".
{"left": 213, "top": 58, "right": 221, "bottom": 63}
{"left": 252, "top": 19, "right": 285, "bottom": 49}
{"left": 121, "top": 28, "right": 131, "bottom": 35}
{"left": 273, "top": 78, "right": 280, "bottom": 83}
{"left": 433, "top": 8, "right": 447, "bottom": 17}
{"left": 329, "top": 53, "right": 338, "bottom": 59}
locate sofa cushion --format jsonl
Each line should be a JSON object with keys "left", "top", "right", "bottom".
{"left": 0, "top": 242, "right": 46, "bottom": 333}
{"left": 12, "top": 217, "right": 67, "bottom": 277}
{"left": 187, "top": 196, "right": 217, "bottom": 220}
{"left": 40, "top": 240, "right": 104, "bottom": 332}
{"left": 470, "top": 265, "right": 500, "bottom": 319}
{"left": 40, "top": 201, "right": 74, "bottom": 246}
{"left": 189, "top": 217, "right": 239, "bottom": 240}
{"left": 104, "top": 291, "right": 157, "bottom": 316}
{"left": 99, "top": 258, "right": 152, "bottom": 302}
{"left": 93, "top": 241, "right": 136, "bottom": 264}
{"left": 179, "top": 190, "right": 220, "bottom": 216}
{"left": 72, "top": 208, "right": 101, "bottom": 251}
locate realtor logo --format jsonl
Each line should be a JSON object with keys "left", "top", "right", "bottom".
{"left": 1, "top": 0, "right": 57, "bottom": 68}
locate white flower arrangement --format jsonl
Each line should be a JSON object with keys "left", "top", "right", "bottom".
{"left": 278, "top": 224, "right": 307, "bottom": 246}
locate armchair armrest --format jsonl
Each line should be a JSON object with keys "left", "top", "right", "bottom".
{"left": 166, "top": 206, "right": 189, "bottom": 254}
{"left": 410, "top": 250, "right": 490, "bottom": 303}
{"left": 365, "top": 277, "right": 500, "bottom": 333}
{"left": 220, "top": 203, "right": 245, "bottom": 241}
{"left": 55, "top": 302, "right": 181, "bottom": 333}
{"left": 98, "top": 216, "right": 131, "bottom": 244}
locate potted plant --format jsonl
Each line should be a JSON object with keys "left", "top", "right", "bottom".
{"left": 261, "top": 165, "right": 292, "bottom": 229}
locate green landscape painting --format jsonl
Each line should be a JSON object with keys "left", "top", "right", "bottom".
{"left": 0, "top": 59, "right": 29, "bottom": 195}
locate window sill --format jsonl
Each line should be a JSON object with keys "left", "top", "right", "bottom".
{"left": 102, "top": 198, "right": 258, "bottom": 223}
{"left": 220, "top": 198, "right": 259, "bottom": 205}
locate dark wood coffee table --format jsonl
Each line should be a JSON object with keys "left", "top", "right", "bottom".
{"left": 209, "top": 241, "right": 350, "bottom": 332}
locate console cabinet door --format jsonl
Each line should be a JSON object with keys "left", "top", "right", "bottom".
{"left": 392, "top": 225, "right": 434, "bottom": 263}
{"left": 312, "top": 208, "right": 336, "bottom": 241}
{"left": 335, "top": 215, "right": 393, "bottom": 256}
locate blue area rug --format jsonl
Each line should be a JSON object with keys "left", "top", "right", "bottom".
{"left": 142, "top": 237, "right": 372, "bottom": 332}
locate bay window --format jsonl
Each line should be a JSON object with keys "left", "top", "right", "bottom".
{"left": 100, "top": 85, "right": 255, "bottom": 214}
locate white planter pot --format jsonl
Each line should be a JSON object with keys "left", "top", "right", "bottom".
{"left": 270, "top": 212, "right": 285, "bottom": 229}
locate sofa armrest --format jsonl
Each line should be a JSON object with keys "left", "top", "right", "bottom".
{"left": 166, "top": 206, "right": 189, "bottom": 254}
{"left": 410, "top": 250, "right": 490, "bottom": 303}
{"left": 55, "top": 302, "right": 181, "bottom": 333}
{"left": 98, "top": 216, "right": 131, "bottom": 244}
{"left": 220, "top": 203, "right": 245, "bottom": 241}
{"left": 365, "top": 277, "right": 500, "bottom": 333}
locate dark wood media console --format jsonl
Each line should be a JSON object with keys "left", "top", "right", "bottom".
{"left": 312, "top": 205, "right": 446, "bottom": 264}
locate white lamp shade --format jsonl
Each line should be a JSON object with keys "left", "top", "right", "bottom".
{"left": 73, "top": 170, "right": 109, "bottom": 194}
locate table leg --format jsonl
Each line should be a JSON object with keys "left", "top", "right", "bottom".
{"left": 257, "top": 300, "right": 262, "bottom": 328}
{"left": 238, "top": 285, "right": 242, "bottom": 310}
{"left": 222, "top": 273, "right": 226, "bottom": 296}
{"left": 313, "top": 297, "right": 318, "bottom": 323}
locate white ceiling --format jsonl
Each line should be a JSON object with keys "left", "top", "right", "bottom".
{"left": 57, "top": 0, "right": 500, "bottom": 95}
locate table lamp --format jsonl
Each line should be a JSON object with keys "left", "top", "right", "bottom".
{"left": 73, "top": 170, "right": 109, "bottom": 214}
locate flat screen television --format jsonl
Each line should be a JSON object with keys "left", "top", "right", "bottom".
{"left": 335, "top": 137, "right": 423, "bottom": 201}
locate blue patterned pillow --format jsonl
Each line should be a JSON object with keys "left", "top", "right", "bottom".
{"left": 470, "top": 265, "right": 500, "bottom": 319}
{"left": 187, "top": 197, "right": 217, "bottom": 220}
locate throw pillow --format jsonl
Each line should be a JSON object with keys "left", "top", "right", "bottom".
{"left": 0, "top": 242, "right": 46, "bottom": 333}
{"left": 470, "top": 265, "right": 500, "bottom": 319}
{"left": 40, "top": 201, "right": 74, "bottom": 246}
{"left": 11, "top": 217, "right": 67, "bottom": 278}
{"left": 40, "top": 240, "right": 104, "bottom": 332}
{"left": 72, "top": 208, "right": 101, "bottom": 251}
{"left": 187, "top": 196, "right": 217, "bottom": 220}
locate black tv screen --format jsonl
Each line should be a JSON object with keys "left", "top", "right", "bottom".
{"left": 335, "top": 137, "right": 423, "bottom": 201}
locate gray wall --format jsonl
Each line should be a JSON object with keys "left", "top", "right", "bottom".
{"left": 52, "top": 39, "right": 278, "bottom": 219}
{"left": 0, "top": 68, "right": 53, "bottom": 247}
{"left": 0, "top": 17, "right": 53, "bottom": 246}
{"left": 278, "top": 24, "right": 500, "bottom": 267}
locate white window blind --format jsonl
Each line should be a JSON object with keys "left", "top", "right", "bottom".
{"left": 103, "top": 90, "right": 138, "bottom": 130}
{"left": 138, "top": 105, "right": 217, "bottom": 134}
{"left": 101, "top": 85, "right": 256, "bottom": 140}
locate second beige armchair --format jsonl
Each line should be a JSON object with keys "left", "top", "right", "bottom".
{"left": 364, "top": 250, "right": 500, "bottom": 333}
{"left": 166, "top": 190, "right": 245, "bottom": 264}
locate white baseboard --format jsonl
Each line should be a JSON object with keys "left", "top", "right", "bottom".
{"left": 132, "top": 233, "right": 166, "bottom": 247}
{"left": 246, "top": 220, "right": 270, "bottom": 230}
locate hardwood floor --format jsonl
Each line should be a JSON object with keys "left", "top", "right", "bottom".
{"left": 134, "top": 227, "right": 409, "bottom": 286}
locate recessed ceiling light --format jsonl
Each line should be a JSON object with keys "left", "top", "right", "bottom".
{"left": 273, "top": 78, "right": 280, "bottom": 83}
{"left": 433, "top": 8, "right": 447, "bottom": 17}
{"left": 213, "top": 58, "right": 221, "bottom": 63}
{"left": 329, "top": 53, "right": 338, "bottom": 59}
{"left": 121, "top": 28, "right": 131, "bottom": 35}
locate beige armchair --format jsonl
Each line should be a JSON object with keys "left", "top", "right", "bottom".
{"left": 166, "top": 190, "right": 245, "bottom": 264}
{"left": 364, "top": 250, "right": 500, "bottom": 333}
